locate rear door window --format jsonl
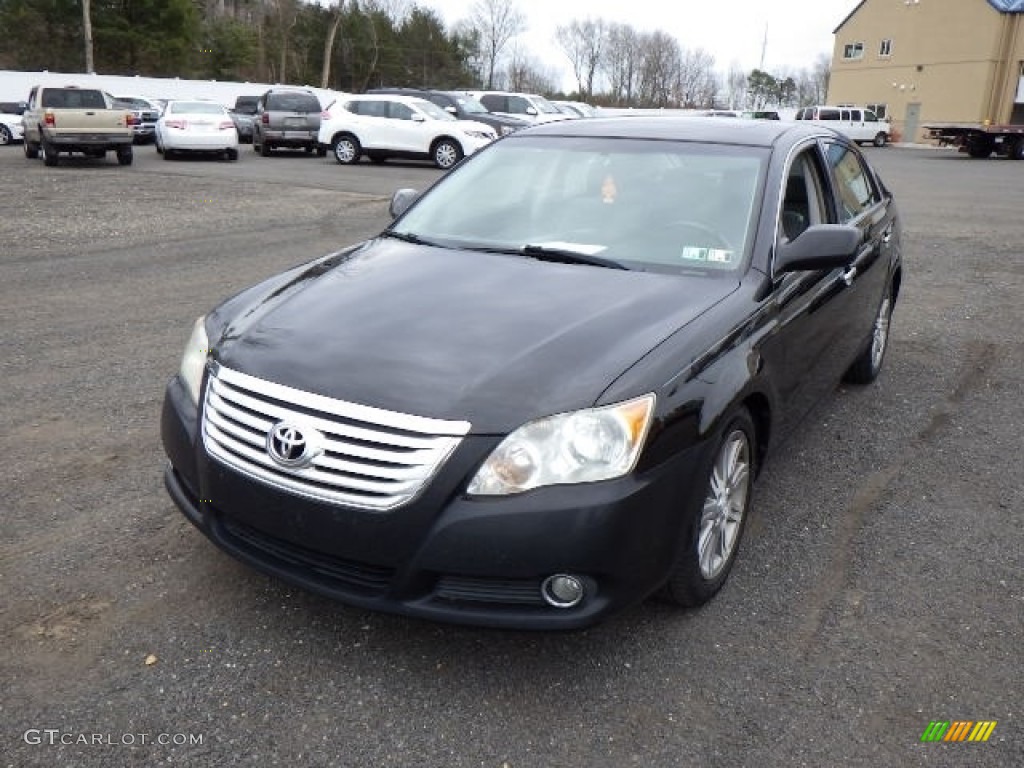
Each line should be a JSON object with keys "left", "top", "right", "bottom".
{"left": 819, "top": 108, "right": 841, "bottom": 121}
{"left": 479, "top": 94, "right": 506, "bottom": 112}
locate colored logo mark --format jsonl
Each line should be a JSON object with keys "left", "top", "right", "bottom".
{"left": 920, "top": 720, "right": 997, "bottom": 742}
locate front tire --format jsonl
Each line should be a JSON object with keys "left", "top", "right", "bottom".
{"left": 662, "top": 409, "right": 755, "bottom": 607}
{"left": 873, "top": 132, "right": 887, "bottom": 147}
{"left": 432, "top": 138, "right": 462, "bottom": 170}
{"left": 332, "top": 134, "right": 361, "bottom": 165}
{"left": 844, "top": 290, "right": 893, "bottom": 384}
{"left": 24, "top": 140, "right": 39, "bottom": 159}
{"left": 0, "top": 125, "right": 11, "bottom": 145}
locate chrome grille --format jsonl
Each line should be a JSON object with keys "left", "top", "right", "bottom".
{"left": 202, "top": 363, "right": 470, "bottom": 510}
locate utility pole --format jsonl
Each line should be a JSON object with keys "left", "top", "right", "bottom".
{"left": 759, "top": 22, "right": 767, "bottom": 70}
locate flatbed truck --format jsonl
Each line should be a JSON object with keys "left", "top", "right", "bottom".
{"left": 925, "top": 123, "right": 1024, "bottom": 159}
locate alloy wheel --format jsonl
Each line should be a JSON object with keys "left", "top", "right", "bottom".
{"left": 698, "top": 429, "right": 751, "bottom": 580}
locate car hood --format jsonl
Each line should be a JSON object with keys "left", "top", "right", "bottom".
{"left": 213, "top": 239, "right": 737, "bottom": 433}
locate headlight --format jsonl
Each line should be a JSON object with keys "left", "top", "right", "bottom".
{"left": 500, "top": 125, "right": 516, "bottom": 136}
{"left": 178, "top": 316, "right": 209, "bottom": 405}
{"left": 467, "top": 394, "right": 655, "bottom": 496}
{"left": 465, "top": 130, "right": 494, "bottom": 140}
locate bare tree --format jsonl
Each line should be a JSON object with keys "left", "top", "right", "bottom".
{"left": 726, "top": 63, "right": 747, "bottom": 110}
{"left": 555, "top": 18, "right": 605, "bottom": 98}
{"left": 602, "top": 22, "right": 642, "bottom": 105}
{"left": 636, "top": 30, "right": 680, "bottom": 107}
{"left": 675, "top": 47, "right": 717, "bottom": 108}
{"left": 812, "top": 52, "right": 831, "bottom": 104}
{"left": 82, "top": 0, "right": 94, "bottom": 73}
{"left": 504, "top": 44, "right": 558, "bottom": 94}
{"left": 321, "top": 1, "right": 345, "bottom": 88}
{"left": 467, "top": 0, "right": 526, "bottom": 89}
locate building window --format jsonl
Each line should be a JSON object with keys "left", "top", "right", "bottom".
{"left": 865, "top": 103, "right": 888, "bottom": 120}
{"left": 843, "top": 42, "right": 865, "bottom": 60}
{"left": 879, "top": 39, "right": 893, "bottom": 57}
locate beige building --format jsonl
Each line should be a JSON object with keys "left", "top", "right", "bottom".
{"left": 827, "top": 0, "right": 1024, "bottom": 142}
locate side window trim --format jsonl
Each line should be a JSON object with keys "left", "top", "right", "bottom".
{"left": 771, "top": 140, "right": 835, "bottom": 276}
{"left": 820, "top": 139, "right": 882, "bottom": 223}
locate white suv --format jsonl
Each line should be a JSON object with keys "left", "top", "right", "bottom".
{"left": 467, "top": 91, "right": 569, "bottom": 124}
{"left": 318, "top": 94, "right": 496, "bottom": 169}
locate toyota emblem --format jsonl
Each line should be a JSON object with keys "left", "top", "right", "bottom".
{"left": 267, "top": 421, "right": 319, "bottom": 467}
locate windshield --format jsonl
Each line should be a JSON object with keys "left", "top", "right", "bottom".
{"left": 392, "top": 136, "right": 766, "bottom": 274}
{"left": 457, "top": 96, "right": 488, "bottom": 114}
{"left": 413, "top": 100, "right": 455, "bottom": 121}
{"left": 532, "top": 96, "right": 562, "bottom": 115}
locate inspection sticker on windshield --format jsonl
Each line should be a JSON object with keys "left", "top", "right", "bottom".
{"left": 681, "top": 246, "right": 734, "bottom": 264}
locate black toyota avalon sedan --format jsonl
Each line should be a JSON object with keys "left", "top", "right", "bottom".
{"left": 162, "top": 117, "right": 902, "bottom": 630}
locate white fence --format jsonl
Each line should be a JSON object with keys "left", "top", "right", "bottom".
{"left": 0, "top": 69, "right": 345, "bottom": 109}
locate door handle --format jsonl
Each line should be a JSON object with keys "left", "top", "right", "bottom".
{"left": 841, "top": 266, "right": 857, "bottom": 286}
{"left": 882, "top": 227, "right": 893, "bottom": 244}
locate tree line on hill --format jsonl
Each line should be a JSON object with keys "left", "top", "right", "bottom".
{"left": 0, "top": 0, "right": 829, "bottom": 108}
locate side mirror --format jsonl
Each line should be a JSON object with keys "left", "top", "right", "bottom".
{"left": 444, "top": 105, "right": 457, "bottom": 114}
{"left": 774, "top": 224, "right": 862, "bottom": 274}
{"left": 389, "top": 188, "right": 420, "bottom": 219}
{"left": 525, "top": 106, "right": 538, "bottom": 116}
{"left": 411, "top": 113, "right": 426, "bottom": 122}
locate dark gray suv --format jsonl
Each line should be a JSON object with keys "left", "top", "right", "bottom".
{"left": 252, "top": 88, "right": 326, "bottom": 156}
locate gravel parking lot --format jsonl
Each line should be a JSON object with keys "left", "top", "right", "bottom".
{"left": 1, "top": 142, "right": 1021, "bottom": 768}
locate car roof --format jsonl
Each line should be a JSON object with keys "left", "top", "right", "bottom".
{"left": 519, "top": 115, "right": 837, "bottom": 148}
{"left": 344, "top": 93, "right": 430, "bottom": 105}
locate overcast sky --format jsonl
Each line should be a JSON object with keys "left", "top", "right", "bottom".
{"left": 422, "top": 0, "right": 859, "bottom": 89}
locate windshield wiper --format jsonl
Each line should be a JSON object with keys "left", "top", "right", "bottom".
{"left": 520, "top": 244, "right": 629, "bottom": 270}
{"left": 380, "top": 230, "right": 437, "bottom": 247}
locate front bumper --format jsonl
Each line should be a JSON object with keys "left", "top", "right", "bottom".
{"left": 161, "top": 375, "right": 708, "bottom": 629}
{"left": 462, "top": 135, "right": 494, "bottom": 156}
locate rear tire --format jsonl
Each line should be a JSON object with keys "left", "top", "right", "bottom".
{"left": 968, "top": 142, "right": 992, "bottom": 159}
{"left": 1009, "top": 138, "right": 1024, "bottom": 160}
{"left": 260, "top": 140, "right": 272, "bottom": 157}
{"left": 24, "top": 140, "right": 39, "bottom": 159}
{"left": 116, "top": 146, "right": 133, "bottom": 166}
{"left": 661, "top": 408, "right": 755, "bottom": 607}
{"left": 41, "top": 139, "right": 58, "bottom": 166}
{"left": 844, "top": 289, "right": 893, "bottom": 384}
{"left": 226, "top": 148, "right": 239, "bottom": 161}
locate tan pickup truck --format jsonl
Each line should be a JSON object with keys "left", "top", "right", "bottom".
{"left": 22, "top": 85, "right": 135, "bottom": 166}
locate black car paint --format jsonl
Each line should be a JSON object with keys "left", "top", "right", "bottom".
{"left": 162, "top": 117, "right": 902, "bottom": 629}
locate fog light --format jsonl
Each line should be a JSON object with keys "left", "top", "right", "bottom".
{"left": 541, "top": 574, "right": 584, "bottom": 608}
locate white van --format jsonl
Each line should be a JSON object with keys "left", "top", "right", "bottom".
{"left": 794, "top": 105, "right": 891, "bottom": 146}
